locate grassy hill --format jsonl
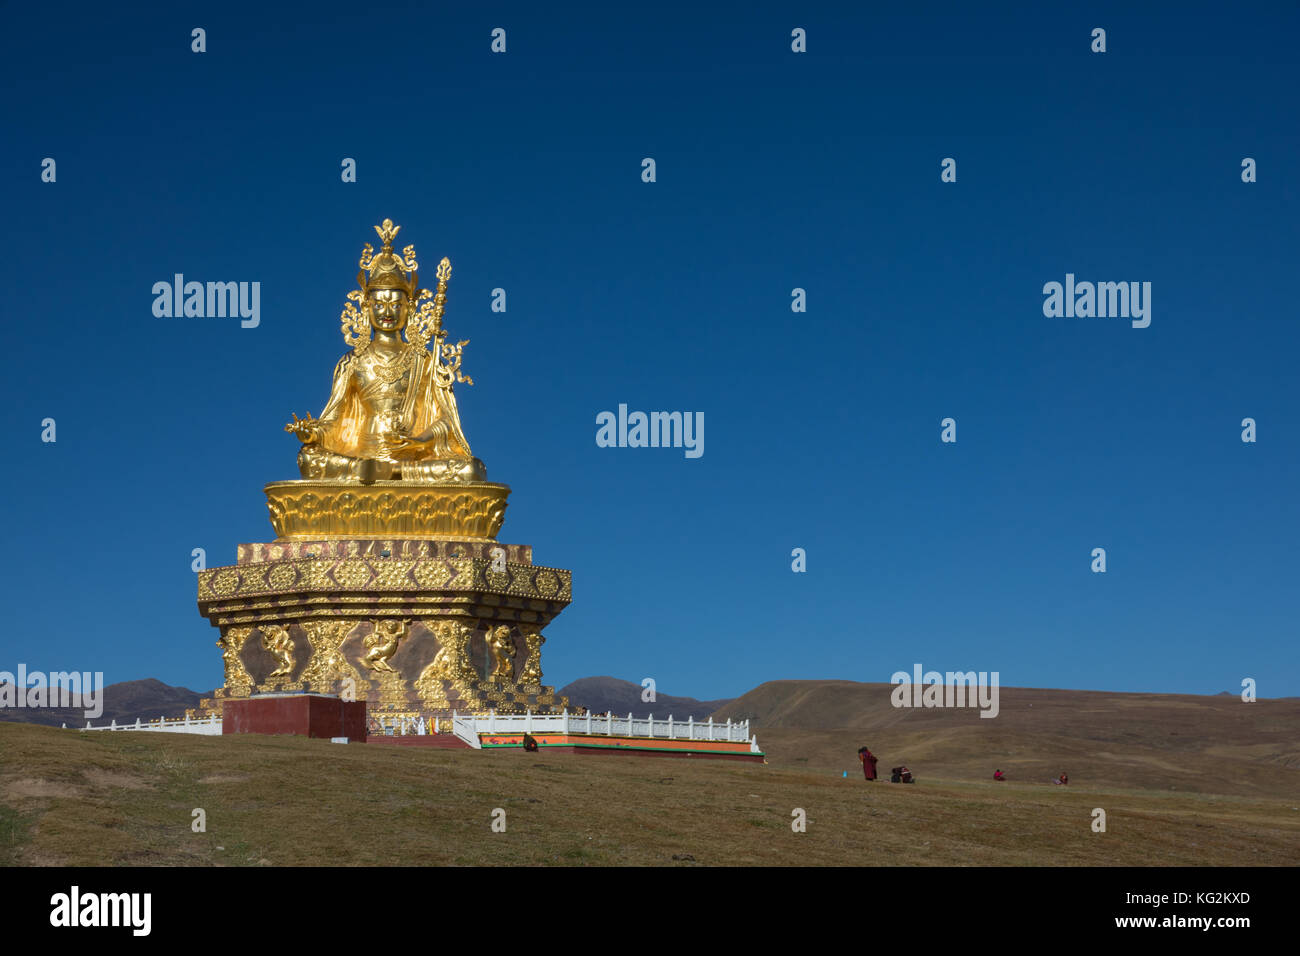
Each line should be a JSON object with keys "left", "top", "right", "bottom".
{"left": 2, "top": 721, "right": 1297, "bottom": 866}
{"left": 711, "top": 681, "right": 1300, "bottom": 799}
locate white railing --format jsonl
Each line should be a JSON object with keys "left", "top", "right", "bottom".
{"left": 73, "top": 710, "right": 762, "bottom": 752}
{"left": 452, "top": 712, "right": 482, "bottom": 749}
{"left": 77, "top": 714, "right": 223, "bottom": 736}
{"left": 475, "top": 711, "right": 759, "bottom": 751}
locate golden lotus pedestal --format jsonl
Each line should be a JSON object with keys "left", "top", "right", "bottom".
{"left": 195, "top": 480, "right": 571, "bottom": 720}
{"left": 265, "top": 479, "right": 511, "bottom": 540}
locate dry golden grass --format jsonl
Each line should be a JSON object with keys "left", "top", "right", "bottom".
{"left": 716, "top": 683, "right": 1300, "bottom": 799}
{"left": 2, "top": 722, "right": 1296, "bottom": 866}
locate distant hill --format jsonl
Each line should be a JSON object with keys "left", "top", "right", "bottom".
{"left": 711, "top": 680, "right": 1300, "bottom": 798}
{"left": 558, "top": 676, "right": 731, "bottom": 720}
{"left": 0, "top": 678, "right": 206, "bottom": 728}
{"left": 0, "top": 675, "right": 730, "bottom": 725}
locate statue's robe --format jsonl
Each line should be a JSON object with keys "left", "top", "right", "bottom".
{"left": 299, "top": 345, "right": 476, "bottom": 480}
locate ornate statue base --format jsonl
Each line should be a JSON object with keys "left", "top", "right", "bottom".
{"left": 266, "top": 479, "right": 510, "bottom": 540}
{"left": 196, "top": 527, "right": 570, "bottom": 721}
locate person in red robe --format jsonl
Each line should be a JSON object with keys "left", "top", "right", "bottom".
{"left": 858, "top": 747, "right": 878, "bottom": 781}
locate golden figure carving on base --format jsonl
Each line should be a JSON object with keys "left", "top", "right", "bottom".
{"left": 215, "top": 626, "right": 255, "bottom": 698}
{"left": 519, "top": 630, "right": 545, "bottom": 686}
{"left": 362, "top": 619, "right": 408, "bottom": 672}
{"left": 486, "top": 624, "right": 515, "bottom": 683}
{"left": 361, "top": 620, "right": 411, "bottom": 710}
{"left": 261, "top": 625, "right": 296, "bottom": 679}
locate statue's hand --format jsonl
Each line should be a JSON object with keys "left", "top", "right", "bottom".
{"left": 381, "top": 431, "right": 424, "bottom": 460}
{"left": 285, "top": 413, "right": 321, "bottom": 444}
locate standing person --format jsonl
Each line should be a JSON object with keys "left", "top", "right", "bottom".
{"left": 858, "top": 746, "right": 878, "bottom": 781}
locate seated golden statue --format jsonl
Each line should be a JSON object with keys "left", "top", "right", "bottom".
{"left": 286, "top": 219, "right": 485, "bottom": 483}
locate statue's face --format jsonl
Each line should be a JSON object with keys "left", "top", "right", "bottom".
{"left": 369, "top": 289, "right": 408, "bottom": 331}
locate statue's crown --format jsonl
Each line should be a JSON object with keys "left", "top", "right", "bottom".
{"left": 357, "top": 218, "right": 418, "bottom": 297}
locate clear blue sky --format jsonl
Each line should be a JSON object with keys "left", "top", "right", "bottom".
{"left": 3, "top": 1, "right": 1297, "bottom": 699}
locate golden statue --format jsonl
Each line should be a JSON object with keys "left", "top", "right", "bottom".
{"left": 486, "top": 624, "right": 515, "bottom": 683}
{"left": 362, "top": 620, "right": 408, "bottom": 672}
{"left": 195, "top": 218, "right": 573, "bottom": 721}
{"left": 261, "top": 625, "right": 296, "bottom": 679}
{"left": 285, "top": 219, "right": 483, "bottom": 483}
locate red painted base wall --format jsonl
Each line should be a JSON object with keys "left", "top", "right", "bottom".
{"left": 222, "top": 695, "right": 366, "bottom": 741}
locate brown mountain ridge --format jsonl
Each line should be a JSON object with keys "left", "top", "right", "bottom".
{"left": 0, "top": 679, "right": 204, "bottom": 728}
